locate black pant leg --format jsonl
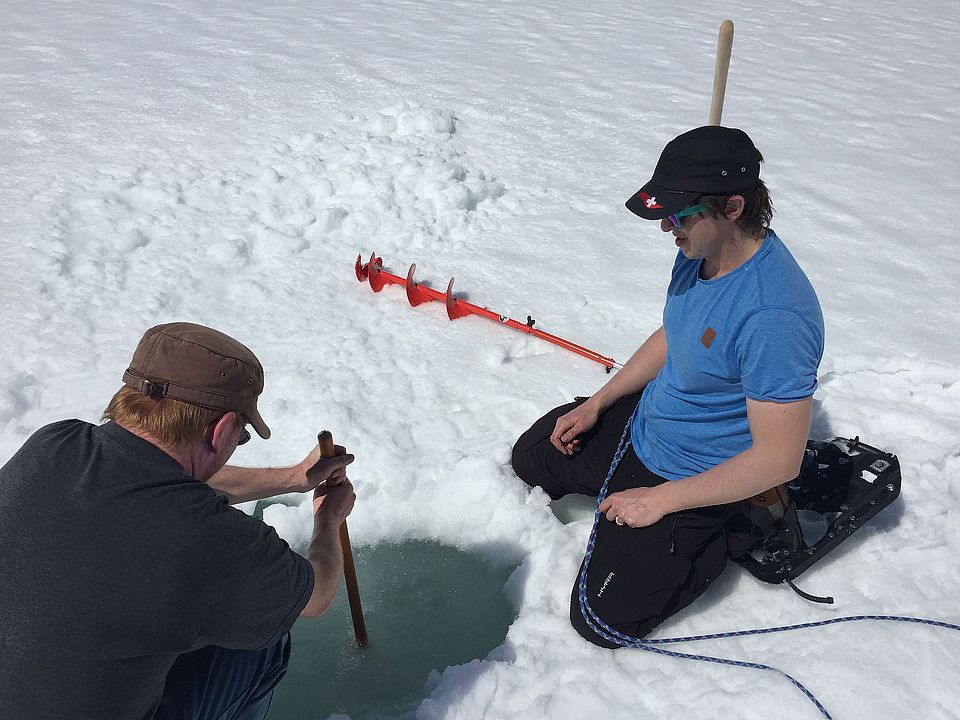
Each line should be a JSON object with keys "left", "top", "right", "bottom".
{"left": 513, "top": 392, "right": 738, "bottom": 647}
{"left": 570, "top": 459, "right": 739, "bottom": 646}
{"left": 511, "top": 393, "right": 643, "bottom": 500}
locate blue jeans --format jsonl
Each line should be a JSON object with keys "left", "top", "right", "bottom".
{"left": 154, "top": 634, "right": 291, "bottom": 720}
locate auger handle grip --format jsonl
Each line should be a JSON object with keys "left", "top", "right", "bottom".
{"left": 709, "top": 20, "right": 735, "bottom": 125}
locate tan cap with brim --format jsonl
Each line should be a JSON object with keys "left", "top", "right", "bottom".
{"left": 122, "top": 322, "right": 271, "bottom": 439}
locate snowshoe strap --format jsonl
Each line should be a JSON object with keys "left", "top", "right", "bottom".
{"left": 787, "top": 579, "right": 835, "bottom": 604}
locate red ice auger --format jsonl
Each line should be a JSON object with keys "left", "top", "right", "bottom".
{"left": 355, "top": 253, "right": 622, "bottom": 372}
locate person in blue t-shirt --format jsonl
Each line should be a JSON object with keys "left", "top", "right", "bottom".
{"left": 512, "top": 126, "right": 824, "bottom": 646}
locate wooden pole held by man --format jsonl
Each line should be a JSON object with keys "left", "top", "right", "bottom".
{"left": 318, "top": 430, "right": 368, "bottom": 647}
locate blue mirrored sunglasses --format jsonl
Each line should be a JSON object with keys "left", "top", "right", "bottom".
{"left": 667, "top": 203, "right": 706, "bottom": 230}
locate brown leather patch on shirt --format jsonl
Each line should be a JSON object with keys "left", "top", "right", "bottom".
{"left": 701, "top": 327, "right": 717, "bottom": 348}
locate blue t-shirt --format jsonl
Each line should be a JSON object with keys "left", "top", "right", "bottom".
{"left": 631, "top": 229, "right": 824, "bottom": 480}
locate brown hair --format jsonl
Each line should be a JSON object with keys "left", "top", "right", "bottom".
{"left": 699, "top": 178, "right": 774, "bottom": 237}
{"left": 102, "top": 386, "right": 220, "bottom": 447}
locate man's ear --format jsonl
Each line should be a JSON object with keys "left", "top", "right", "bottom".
{"left": 209, "top": 412, "right": 237, "bottom": 453}
{"left": 725, "top": 195, "right": 746, "bottom": 221}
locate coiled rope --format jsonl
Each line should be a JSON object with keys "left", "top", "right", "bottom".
{"left": 576, "top": 412, "right": 960, "bottom": 719}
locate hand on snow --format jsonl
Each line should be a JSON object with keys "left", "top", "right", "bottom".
{"left": 550, "top": 402, "right": 599, "bottom": 455}
{"left": 599, "top": 486, "right": 669, "bottom": 528}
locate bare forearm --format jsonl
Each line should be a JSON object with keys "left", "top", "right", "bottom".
{"left": 301, "top": 517, "right": 344, "bottom": 617}
{"left": 208, "top": 465, "right": 301, "bottom": 504}
{"left": 656, "top": 445, "right": 803, "bottom": 514}
{"left": 601, "top": 397, "right": 812, "bottom": 529}
{"left": 655, "top": 397, "right": 811, "bottom": 514}
{"left": 591, "top": 326, "right": 666, "bottom": 411}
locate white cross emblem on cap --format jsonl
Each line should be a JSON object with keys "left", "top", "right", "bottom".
{"left": 645, "top": 196, "right": 658, "bottom": 208}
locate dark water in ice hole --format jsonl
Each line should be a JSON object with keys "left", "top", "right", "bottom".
{"left": 266, "top": 539, "right": 518, "bottom": 720}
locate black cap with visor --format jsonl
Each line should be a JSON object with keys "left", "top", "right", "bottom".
{"left": 626, "top": 126, "right": 763, "bottom": 220}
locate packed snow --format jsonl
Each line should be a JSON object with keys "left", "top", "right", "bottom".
{"left": 2, "top": 1, "right": 959, "bottom": 718}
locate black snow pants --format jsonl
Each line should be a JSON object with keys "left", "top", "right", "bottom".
{"left": 511, "top": 394, "right": 739, "bottom": 647}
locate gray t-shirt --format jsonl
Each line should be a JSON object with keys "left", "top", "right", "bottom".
{"left": 0, "top": 420, "right": 313, "bottom": 720}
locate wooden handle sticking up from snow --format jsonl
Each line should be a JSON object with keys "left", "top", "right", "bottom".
{"left": 318, "top": 430, "right": 368, "bottom": 647}
{"left": 709, "top": 19, "right": 735, "bottom": 125}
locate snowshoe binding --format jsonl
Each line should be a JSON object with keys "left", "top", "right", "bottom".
{"left": 726, "top": 437, "right": 901, "bottom": 603}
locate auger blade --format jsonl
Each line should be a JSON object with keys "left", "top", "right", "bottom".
{"left": 368, "top": 253, "right": 387, "bottom": 293}
{"left": 405, "top": 263, "right": 436, "bottom": 307}
{"left": 355, "top": 254, "right": 368, "bottom": 282}
{"left": 445, "top": 278, "right": 471, "bottom": 320}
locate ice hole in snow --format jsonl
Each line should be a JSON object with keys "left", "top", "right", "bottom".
{"left": 267, "top": 539, "right": 518, "bottom": 720}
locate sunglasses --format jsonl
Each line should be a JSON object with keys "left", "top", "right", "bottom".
{"left": 237, "top": 414, "right": 252, "bottom": 445}
{"left": 667, "top": 203, "right": 706, "bottom": 230}
{"left": 209, "top": 414, "right": 252, "bottom": 445}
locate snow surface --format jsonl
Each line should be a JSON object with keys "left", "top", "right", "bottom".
{"left": 2, "top": 1, "right": 959, "bottom": 718}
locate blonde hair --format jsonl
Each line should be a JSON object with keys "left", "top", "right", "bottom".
{"left": 102, "top": 386, "right": 221, "bottom": 447}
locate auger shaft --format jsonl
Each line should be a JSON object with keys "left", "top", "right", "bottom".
{"left": 355, "top": 253, "right": 622, "bottom": 372}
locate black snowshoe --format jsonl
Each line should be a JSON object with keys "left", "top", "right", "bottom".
{"left": 725, "top": 437, "right": 901, "bottom": 603}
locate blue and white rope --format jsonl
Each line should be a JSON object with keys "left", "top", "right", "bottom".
{"left": 576, "top": 412, "right": 960, "bottom": 719}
